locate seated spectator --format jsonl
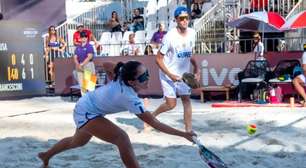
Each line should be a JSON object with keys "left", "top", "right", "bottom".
{"left": 73, "top": 31, "right": 96, "bottom": 95}
{"left": 73, "top": 24, "right": 101, "bottom": 55}
{"left": 107, "top": 11, "right": 122, "bottom": 32}
{"left": 44, "top": 25, "right": 67, "bottom": 83}
{"left": 132, "top": 8, "right": 144, "bottom": 32}
{"left": 144, "top": 44, "right": 153, "bottom": 56}
{"left": 150, "top": 23, "right": 167, "bottom": 49}
{"left": 191, "top": 3, "right": 202, "bottom": 19}
{"left": 293, "top": 44, "right": 306, "bottom": 106}
{"left": 121, "top": 33, "right": 142, "bottom": 56}
{"left": 122, "top": 21, "right": 132, "bottom": 33}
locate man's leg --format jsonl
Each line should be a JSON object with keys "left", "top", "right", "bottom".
{"left": 77, "top": 71, "right": 86, "bottom": 95}
{"left": 152, "top": 97, "right": 177, "bottom": 117}
{"left": 181, "top": 95, "right": 192, "bottom": 132}
{"left": 144, "top": 97, "right": 177, "bottom": 132}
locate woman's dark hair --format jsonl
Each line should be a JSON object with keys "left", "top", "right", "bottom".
{"left": 111, "top": 11, "right": 119, "bottom": 22}
{"left": 144, "top": 45, "right": 153, "bottom": 55}
{"left": 114, "top": 61, "right": 142, "bottom": 86}
{"left": 47, "top": 25, "right": 57, "bottom": 42}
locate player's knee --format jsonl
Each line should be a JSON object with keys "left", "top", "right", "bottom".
{"left": 293, "top": 77, "right": 301, "bottom": 86}
{"left": 113, "top": 130, "right": 130, "bottom": 147}
{"left": 166, "top": 102, "right": 176, "bottom": 109}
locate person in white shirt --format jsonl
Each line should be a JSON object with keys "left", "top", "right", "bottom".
{"left": 293, "top": 44, "right": 306, "bottom": 106}
{"left": 38, "top": 61, "right": 195, "bottom": 168}
{"left": 121, "top": 33, "right": 142, "bottom": 56}
{"left": 253, "top": 33, "right": 265, "bottom": 60}
{"left": 146, "top": 6, "right": 200, "bottom": 132}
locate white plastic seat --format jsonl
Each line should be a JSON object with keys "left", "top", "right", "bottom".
{"left": 99, "top": 32, "right": 112, "bottom": 44}
{"left": 99, "top": 32, "right": 112, "bottom": 56}
{"left": 135, "top": 30, "right": 146, "bottom": 44}
{"left": 111, "top": 32, "right": 123, "bottom": 43}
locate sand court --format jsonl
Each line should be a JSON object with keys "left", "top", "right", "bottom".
{"left": 0, "top": 97, "right": 306, "bottom": 168}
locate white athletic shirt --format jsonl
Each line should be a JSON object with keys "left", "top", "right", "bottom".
{"left": 302, "top": 51, "right": 306, "bottom": 65}
{"left": 254, "top": 41, "right": 264, "bottom": 58}
{"left": 75, "top": 80, "right": 146, "bottom": 116}
{"left": 159, "top": 27, "right": 196, "bottom": 79}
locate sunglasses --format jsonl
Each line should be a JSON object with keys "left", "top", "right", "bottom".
{"left": 178, "top": 16, "right": 189, "bottom": 21}
{"left": 136, "top": 70, "right": 149, "bottom": 83}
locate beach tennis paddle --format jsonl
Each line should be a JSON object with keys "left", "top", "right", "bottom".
{"left": 192, "top": 136, "right": 228, "bottom": 168}
{"left": 182, "top": 72, "right": 201, "bottom": 89}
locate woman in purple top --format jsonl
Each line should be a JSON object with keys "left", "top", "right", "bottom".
{"left": 150, "top": 23, "right": 167, "bottom": 49}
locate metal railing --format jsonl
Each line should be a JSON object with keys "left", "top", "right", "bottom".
{"left": 195, "top": 36, "right": 306, "bottom": 54}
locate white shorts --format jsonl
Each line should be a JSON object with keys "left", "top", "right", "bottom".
{"left": 297, "top": 74, "right": 306, "bottom": 83}
{"left": 73, "top": 97, "right": 103, "bottom": 129}
{"left": 160, "top": 78, "right": 191, "bottom": 98}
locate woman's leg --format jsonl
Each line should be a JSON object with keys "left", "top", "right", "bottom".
{"left": 82, "top": 117, "right": 140, "bottom": 168}
{"left": 38, "top": 130, "right": 92, "bottom": 167}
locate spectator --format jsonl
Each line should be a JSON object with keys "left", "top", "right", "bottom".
{"left": 132, "top": 8, "right": 144, "bottom": 32}
{"left": 107, "top": 11, "right": 122, "bottom": 32}
{"left": 191, "top": 3, "right": 202, "bottom": 19}
{"left": 44, "top": 25, "right": 67, "bottom": 84}
{"left": 144, "top": 44, "right": 153, "bottom": 56}
{"left": 150, "top": 23, "right": 167, "bottom": 49}
{"left": 293, "top": 44, "right": 306, "bottom": 107}
{"left": 0, "top": 13, "right": 3, "bottom": 20}
{"left": 73, "top": 24, "right": 101, "bottom": 55}
{"left": 122, "top": 21, "right": 132, "bottom": 33}
{"left": 253, "top": 33, "right": 265, "bottom": 60}
{"left": 121, "top": 33, "right": 142, "bottom": 56}
{"left": 74, "top": 31, "right": 95, "bottom": 95}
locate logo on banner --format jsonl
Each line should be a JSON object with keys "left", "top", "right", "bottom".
{"left": 201, "top": 60, "right": 241, "bottom": 86}
{"left": 23, "top": 28, "right": 38, "bottom": 38}
{"left": 0, "top": 43, "right": 8, "bottom": 51}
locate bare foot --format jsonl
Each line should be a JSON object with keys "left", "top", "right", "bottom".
{"left": 143, "top": 122, "right": 153, "bottom": 133}
{"left": 38, "top": 152, "right": 49, "bottom": 167}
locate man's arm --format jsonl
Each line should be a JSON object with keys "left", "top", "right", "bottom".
{"left": 303, "top": 64, "right": 306, "bottom": 76}
{"left": 156, "top": 51, "right": 180, "bottom": 81}
{"left": 73, "top": 55, "right": 82, "bottom": 71}
{"left": 190, "top": 56, "right": 200, "bottom": 80}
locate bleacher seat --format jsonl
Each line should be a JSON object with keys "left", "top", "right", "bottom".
{"left": 68, "top": 29, "right": 76, "bottom": 54}
{"left": 99, "top": 32, "right": 112, "bottom": 56}
{"left": 135, "top": 30, "right": 146, "bottom": 44}
{"left": 111, "top": 31, "right": 123, "bottom": 42}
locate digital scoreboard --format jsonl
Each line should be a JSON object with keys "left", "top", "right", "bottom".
{"left": 0, "top": 21, "right": 45, "bottom": 99}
